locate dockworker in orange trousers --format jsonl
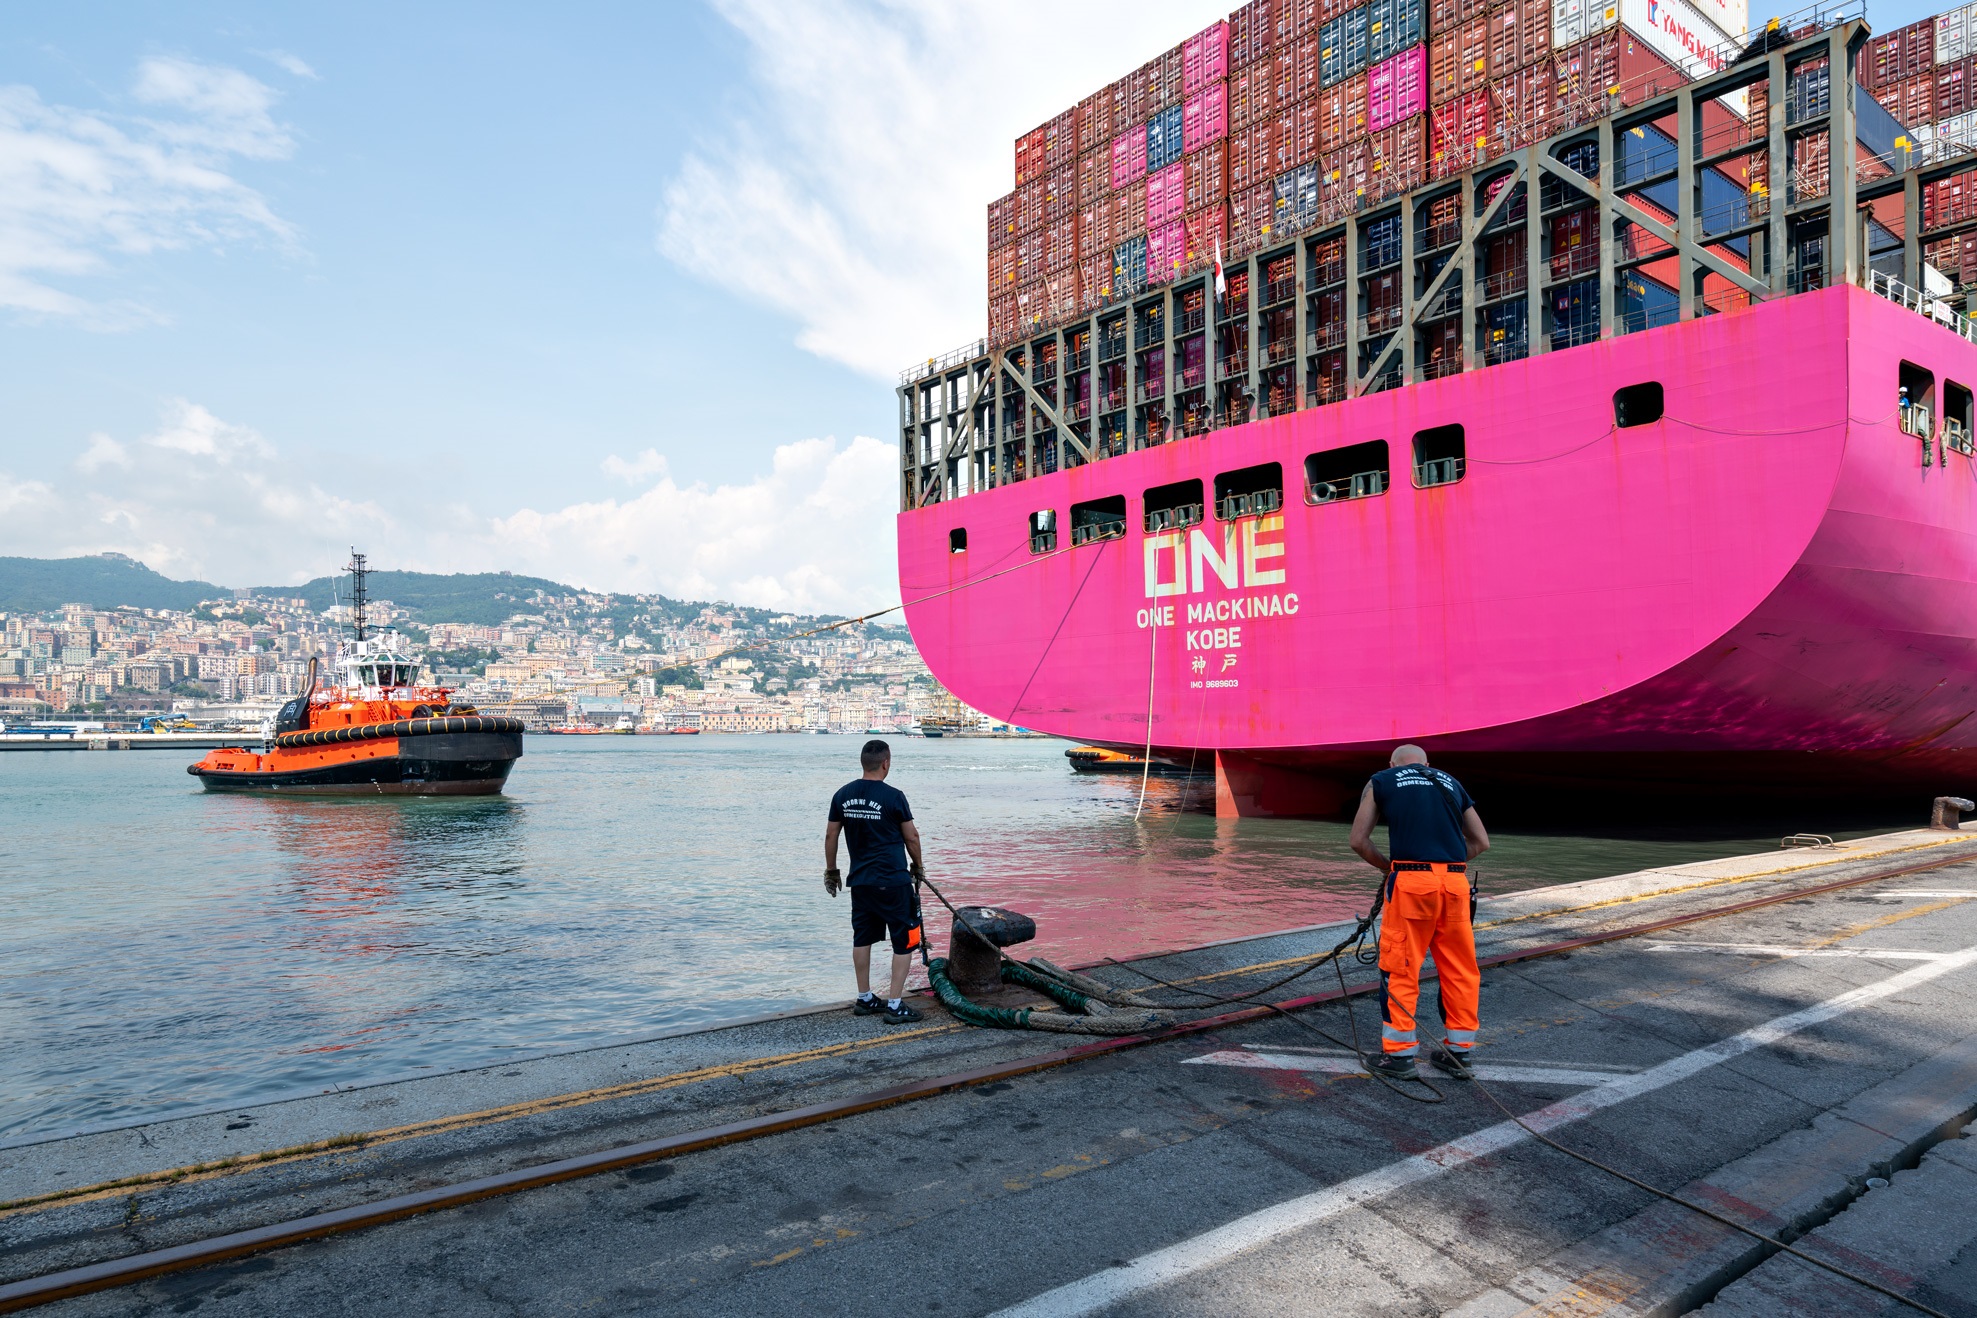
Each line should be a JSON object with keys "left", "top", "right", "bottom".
{"left": 1348, "top": 744, "right": 1492, "bottom": 1081}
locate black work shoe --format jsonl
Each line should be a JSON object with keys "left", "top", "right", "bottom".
{"left": 880, "top": 1000, "right": 921, "bottom": 1024}
{"left": 852, "top": 995, "right": 885, "bottom": 1016}
{"left": 1366, "top": 1053, "right": 1418, "bottom": 1081}
{"left": 1429, "top": 1047, "right": 1475, "bottom": 1080}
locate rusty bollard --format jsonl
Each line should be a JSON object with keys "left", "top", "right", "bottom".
{"left": 947, "top": 906, "right": 1038, "bottom": 997}
{"left": 1932, "top": 796, "right": 1975, "bottom": 830}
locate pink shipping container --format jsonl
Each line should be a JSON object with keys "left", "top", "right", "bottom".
{"left": 1230, "top": 0, "right": 1276, "bottom": 67}
{"left": 1185, "top": 21, "right": 1231, "bottom": 93}
{"left": 1111, "top": 128, "right": 1149, "bottom": 190}
{"left": 1184, "top": 82, "right": 1231, "bottom": 151}
{"left": 1185, "top": 206, "right": 1230, "bottom": 269}
{"left": 1147, "top": 219, "right": 1187, "bottom": 284}
{"left": 1148, "top": 160, "right": 1187, "bottom": 227}
{"left": 1369, "top": 46, "right": 1427, "bottom": 133}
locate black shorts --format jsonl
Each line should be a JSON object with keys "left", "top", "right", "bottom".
{"left": 851, "top": 883, "right": 922, "bottom": 955}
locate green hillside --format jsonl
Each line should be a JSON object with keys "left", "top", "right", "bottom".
{"left": 0, "top": 554, "right": 229, "bottom": 614}
{"left": 256, "top": 570, "right": 578, "bottom": 626}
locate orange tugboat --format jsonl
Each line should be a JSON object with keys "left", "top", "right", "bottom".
{"left": 188, "top": 553, "right": 524, "bottom": 795}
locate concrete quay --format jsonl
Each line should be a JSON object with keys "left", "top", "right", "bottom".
{"left": 8, "top": 827, "right": 1977, "bottom": 1315}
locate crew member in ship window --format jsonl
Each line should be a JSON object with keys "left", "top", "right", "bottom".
{"left": 1348, "top": 745, "right": 1491, "bottom": 1083}
{"left": 824, "top": 739, "right": 926, "bottom": 1025}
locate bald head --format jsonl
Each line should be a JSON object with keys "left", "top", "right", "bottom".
{"left": 1389, "top": 744, "right": 1428, "bottom": 767}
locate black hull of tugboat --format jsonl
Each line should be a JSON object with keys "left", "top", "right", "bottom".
{"left": 188, "top": 732, "right": 523, "bottom": 795}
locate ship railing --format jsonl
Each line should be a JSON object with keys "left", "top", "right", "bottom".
{"left": 1216, "top": 353, "right": 1250, "bottom": 380}
{"left": 1145, "top": 504, "right": 1205, "bottom": 533}
{"left": 1869, "top": 271, "right": 1977, "bottom": 347}
{"left": 901, "top": 340, "right": 987, "bottom": 385}
{"left": 1900, "top": 403, "right": 1935, "bottom": 440}
{"left": 1216, "top": 487, "right": 1284, "bottom": 521}
{"left": 1070, "top": 518, "right": 1127, "bottom": 547}
{"left": 1307, "top": 470, "right": 1390, "bottom": 504}
{"left": 1947, "top": 418, "right": 1975, "bottom": 456}
{"left": 1415, "top": 456, "right": 1465, "bottom": 488}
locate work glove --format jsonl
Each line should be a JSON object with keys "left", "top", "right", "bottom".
{"left": 824, "top": 867, "right": 842, "bottom": 898}
{"left": 909, "top": 861, "right": 925, "bottom": 882}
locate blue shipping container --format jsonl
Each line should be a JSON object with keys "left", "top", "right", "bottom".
{"left": 1146, "top": 104, "right": 1185, "bottom": 172}
{"left": 1114, "top": 235, "right": 1148, "bottom": 298}
{"left": 1367, "top": 0, "right": 1422, "bottom": 67}
{"left": 1320, "top": 7, "right": 1370, "bottom": 90}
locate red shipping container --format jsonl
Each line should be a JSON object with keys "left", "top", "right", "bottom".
{"left": 1517, "top": 0, "right": 1552, "bottom": 69}
{"left": 1231, "top": 129, "right": 1260, "bottom": 192}
{"left": 1318, "top": 0, "right": 1356, "bottom": 25}
{"left": 1876, "top": 73, "right": 1933, "bottom": 129}
{"left": 1431, "top": 18, "right": 1491, "bottom": 105}
{"left": 1319, "top": 73, "right": 1370, "bottom": 151}
{"left": 1017, "top": 179, "right": 1045, "bottom": 234}
{"left": 1232, "top": 58, "right": 1274, "bottom": 131}
{"left": 1078, "top": 254, "right": 1101, "bottom": 312}
{"left": 1494, "top": 63, "right": 1558, "bottom": 143}
{"left": 1112, "top": 128, "right": 1148, "bottom": 190}
{"left": 1125, "top": 184, "right": 1148, "bottom": 237}
{"left": 1370, "top": 117, "right": 1425, "bottom": 184}
{"left": 1925, "top": 169, "right": 1977, "bottom": 228}
{"left": 1148, "top": 160, "right": 1187, "bottom": 227}
{"left": 988, "top": 192, "right": 1014, "bottom": 244}
{"left": 1044, "top": 109, "right": 1078, "bottom": 167}
{"left": 1295, "top": 99, "right": 1321, "bottom": 162}
{"left": 988, "top": 243, "right": 1017, "bottom": 294}
{"left": 1295, "top": 34, "right": 1320, "bottom": 101}
{"left": 1185, "top": 140, "right": 1231, "bottom": 209}
{"left": 1551, "top": 33, "right": 1684, "bottom": 114}
{"left": 1078, "top": 151, "right": 1107, "bottom": 207}
{"left": 1369, "top": 45, "right": 1427, "bottom": 133}
{"left": 1184, "top": 82, "right": 1230, "bottom": 151}
{"left": 1490, "top": 7, "right": 1544, "bottom": 82}
{"left": 1230, "top": 0, "right": 1276, "bottom": 67}
{"left": 1045, "top": 164, "right": 1076, "bottom": 221}
{"left": 1325, "top": 137, "right": 1372, "bottom": 200}
{"left": 1284, "top": 0, "right": 1320, "bottom": 41}
{"left": 1015, "top": 126, "right": 1046, "bottom": 185}
{"left": 1128, "top": 59, "right": 1157, "bottom": 121}
{"left": 1865, "top": 19, "right": 1934, "bottom": 93}
{"left": 1186, "top": 205, "right": 1231, "bottom": 269}
{"left": 1272, "top": 44, "right": 1297, "bottom": 105}
{"left": 1163, "top": 45, "right": 1189, "bottom": 106}
{"left": 989, "top": 294, "right": 1015, "bottom": 347}
{"left": 1238, "top": 181, "right": 1277, "bottom": 247}
{"left": 1148, "top": 218, "right": 1187, "bottom": 284}
{"left": 1549, "top": 206, "right": 1595, "bottom": 279}
{"left": 1431, "top": 90, "right": 1493, "bottom": 177}
{"left": 1076, "top": 98, "right": 1095, "bottom": 152}
{"left": 1092, "top": 85, "right": 1118, "bottom": 146}
{"left": 1185, "top": 20, "right": 1231, "bottom": 93}
{"left": 1016, "top": 234, "right": 1043, "bottom": 285}
{"left": 1937, "top": 57, "right": 1977, "bottom": 121}
{"left": 1045, "top": 218, "right": 1075, "bottom": 272}
{"left": 1431, "top": 0, "right": 1490, "bottom": 32}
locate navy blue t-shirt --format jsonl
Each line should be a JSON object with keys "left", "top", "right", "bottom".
{"left": 829, "top": 779, "right": 914, "bottom": 887}
{"left": 1369, "top": 765, "right": 1475, "bottom": 864}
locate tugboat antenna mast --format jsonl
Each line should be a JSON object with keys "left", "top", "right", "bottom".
{"left": 346, "top": 550, "right": 369, "bottom": 643}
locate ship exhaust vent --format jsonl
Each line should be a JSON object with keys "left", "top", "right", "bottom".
{"left": 1069, "top": 496, "right": 1127, "bottom": 546}
{"left": 1614, "top": 382, "right": 1665, "bottom": 427}
{"left": 1412, "top": 425, "right": 1466, "bottom": 488}
{"left": 1214, "top": 463, "right": 1284, "bottom": 521}
{"left": 1144, "top": 479, "right": 1205, "bottom": 533}
{"left": 1306, "top": 441, "right": 1391, "bottom": 504}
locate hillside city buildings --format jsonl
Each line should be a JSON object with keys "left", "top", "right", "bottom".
{"left": 0, "top": 591, "right": 980, "bottom": 735}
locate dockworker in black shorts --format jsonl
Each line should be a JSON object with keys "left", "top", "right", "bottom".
{"left": 824, "top": 739, "right": 925, "bottom": 1024}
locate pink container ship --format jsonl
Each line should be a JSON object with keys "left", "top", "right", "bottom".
{"left": 898, "top": 16, "right": 1977, "bottom": 816}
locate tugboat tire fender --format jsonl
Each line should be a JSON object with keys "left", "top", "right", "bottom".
{"left": 273, "top": 715, "right": 526, "bottom": 748}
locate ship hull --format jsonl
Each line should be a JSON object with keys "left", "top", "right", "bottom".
{"left": 188, "top": 731, "right": 522, "bottom": 796}
{"left": 898, "top": 285, "right": 1977, "bottom": 815}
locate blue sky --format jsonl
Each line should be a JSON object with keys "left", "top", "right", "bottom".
{"left": 0, "top": 0, "right": 1936, "bottom": 609}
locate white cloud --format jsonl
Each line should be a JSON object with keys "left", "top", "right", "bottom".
{"left": 4, "top": 403, "right": 900, "bottom": 613}
{"left": 601, "top": 448, "right": 669, "bottom": 484}
{"left": 255, "top": 50, "right": 320, "bottom": 80}
{"left": 0, "top": 57, "right": 295, "bottom": 324}
{"left": 656, "top": 0, "right": 1205, "bottom": 379}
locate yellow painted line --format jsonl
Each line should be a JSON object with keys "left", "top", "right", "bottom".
{"left": 0, "top": 1024, "right": 958, "bottom": 1219}
{"left": 1811, "top": 896, "right": 1973, "bottom": 947}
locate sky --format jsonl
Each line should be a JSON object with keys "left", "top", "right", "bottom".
{"left": 0, "top": 0, "right": 1939, "bottom": 612}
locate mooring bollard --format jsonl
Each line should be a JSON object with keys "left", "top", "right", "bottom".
{"left": 947, "top": 906, "right": 1037, "bottom": 997}
{"left": 1932, "top": 796, "right": 1975, "bottom": 830}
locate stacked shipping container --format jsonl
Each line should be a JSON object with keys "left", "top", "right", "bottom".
{"left": 1858, "top": 4, "right": 1977, "bottom": 285}
{"left": 987, "top": 0, "right": 1747, "bottom": 344}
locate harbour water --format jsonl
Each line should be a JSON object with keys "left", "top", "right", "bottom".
{"left": 0, "top": 737, "right": 1906, "bottom": 1142}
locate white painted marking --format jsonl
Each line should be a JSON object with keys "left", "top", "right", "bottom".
{"left": 1184, "top": 1049, "right": 1628, "bottom": 1088}
{"left": 1642, "top": 941, "right": 1947, "bottom": 961}
{"left": 990, "top": 945, "right": 1977, "bottom": 1318}
{"left": 1877, "top": 890, "right": 1977, "bottom": 898}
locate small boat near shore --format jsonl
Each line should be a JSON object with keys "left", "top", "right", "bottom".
{"left": 187, "top": 554, "right": 523, "bottom": 796}
{"left": 1064, "top": 746, "right": 1196, "bottom": 776}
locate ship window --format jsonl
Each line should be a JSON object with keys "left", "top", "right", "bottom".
{"left": 1946, "top": 382, "right": 1974, "bottom": 456}
{"left": 1143, "top": 478, "right": 1205, "bottom": 533}
{"left": 1614, "top": 381, "right": 1664, "bottom": 427}
{"left": 949, "top": 527, "right": 968, "bottom": 553}
{"left": 1413, "top": 425, "right": 1466, "bottom": 488}
{"left": 1070, "top": 495, "right": 1128, "bottom": 546}
{"left": 1900, "top": 361, "right": 1936, "bottom": 439}
{"left": 1214, "top": 463, "right": 1284, "bottom": 520}
{"left": 1306, "top": 440, "right": 1390, "bottom": 503}
{"left": 1029, "top": 509, "right": 1057, "bottom": 554}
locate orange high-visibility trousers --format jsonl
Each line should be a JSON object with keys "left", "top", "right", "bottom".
{"left": 1376, "top": 863, "right": 1480, "bottom": 1056}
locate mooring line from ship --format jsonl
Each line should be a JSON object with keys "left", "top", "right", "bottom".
{"left": 1133, "top": 611, "right": 1158, "bottom": 821}
{"left": 8, "top": 845, "right": 1977, "bottom": 1314}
